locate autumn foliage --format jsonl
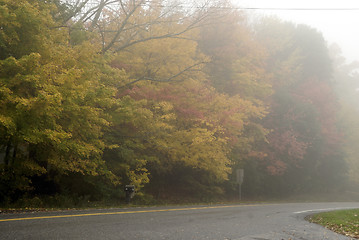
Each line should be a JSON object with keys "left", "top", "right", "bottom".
{"left": 0, "top": 0, "right": 354, "bottom": 205}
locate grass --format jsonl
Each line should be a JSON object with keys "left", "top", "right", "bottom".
{"left": 308, "top": 209, "right": 359, "bottom": 239}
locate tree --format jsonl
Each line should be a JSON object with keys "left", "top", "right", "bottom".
{"left": 254, "top": 17, "right": 346, "bottom": 196}
{"left": 198, "top": 8, "right": 271, "bottom": 198}
{"left": 0, "top": 0, "right": 121, "bottom": 203}
{"left": 330, "top": 44, "right": 359, "bottom": 188}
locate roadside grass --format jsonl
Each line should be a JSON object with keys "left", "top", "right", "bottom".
{"left": 0, "top": 194, "right": 254, "bottom": 214}
{"left": 308, "top": 209, "right": 359, "bottom": 239}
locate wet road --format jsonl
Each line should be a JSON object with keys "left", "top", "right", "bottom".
{"left": 1, "top": 202, "right": 359, "bottom": 239}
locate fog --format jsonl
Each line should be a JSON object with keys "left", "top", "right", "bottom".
{"left": 1, "top": 0, "right": 359, "bottom": 207}
{"left": 234, "top": 0, "right": 359, "bottom": 63}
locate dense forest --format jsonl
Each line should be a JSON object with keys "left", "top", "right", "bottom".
{"left": 1, "top": 0, "right": 359, "bottom": 207}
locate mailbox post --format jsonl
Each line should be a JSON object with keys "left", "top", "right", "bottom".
{"left": 236, "top": 169, "right": 244, "bottom": 201}
{"left": 124, "top": 185, "right": 135, "bottom": 204}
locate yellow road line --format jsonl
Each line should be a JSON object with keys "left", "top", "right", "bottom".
{"left": 0, "top": 205, "right": 257, "bottom": 222}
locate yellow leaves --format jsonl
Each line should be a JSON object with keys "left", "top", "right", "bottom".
{"left": 128, "top": 159, "right": 150, "bottom": 190}
{"left": 190, "top": 128, "right": 216, "bottom": 145}
{"left": 0, "top": 0, "right": 56, "bottom": 59}
{"left": 153, "top": 101, "right": 176, "bottom": 123}
{"left": 153, "top": 126, "right": 231, "bottom": 181}
{"left": 0, "top": 53, "right": 41, "bottom": 78}
{"left": 116, "top": 96, "right": 152, "bottom": 125}
{"left": 0, "top": 114, "right": 15, "bottom": 133}
{"left": 232, "top": 53, "right": 273, "bottom": 100}
{"left": 43, "top": 129, "right": 72, "bottom": 144}
{"left": 154, "top": 101, "right": 173, "bottom": 113}
{"left": 20, "top": 160, "right": 47, "bottom": 176}
{"left": 111, "top": 24, "right": 207, "bottom": 85}
{"left": 0, "top": 27, "right": 117, "bottom": 181}
{"left": 117, "top": 88, "right": 233, "bottom": 182}
{"left": 0, "top": 0, "right": 277, "bottom": 199}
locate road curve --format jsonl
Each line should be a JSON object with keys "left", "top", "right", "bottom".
{"left": 1, "top": 202, "right": 359, "bottom": 240}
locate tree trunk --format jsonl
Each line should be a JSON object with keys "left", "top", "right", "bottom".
{"left": 11, "top": 142, "right": 18, "bottom": 165}
{"left": 4, "top": 138, "right": 12, "bottom": 166}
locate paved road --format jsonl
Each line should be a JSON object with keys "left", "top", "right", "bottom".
{"left": 1, "top": 202, "right": 359, "bottom": 240}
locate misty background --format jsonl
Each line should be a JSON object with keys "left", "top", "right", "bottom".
{"left": 0, "top": 0, "right": 359, "bottom": 207}
{"left": 236, "top": 0, "right": 359, "bottom": 63}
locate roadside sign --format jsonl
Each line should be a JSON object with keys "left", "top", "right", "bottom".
{"left": 236, "top": 169, "right": 244, "bottom": 201}
{"left": 236, "top": 169, "right": 244, "bottom": 185}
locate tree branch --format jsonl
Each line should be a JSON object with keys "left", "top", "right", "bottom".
{"left": 102, "top": 0, "right": 146, "bottom": 53}
{"left": 120, "top": 61, "right": 207, "bottom": 88}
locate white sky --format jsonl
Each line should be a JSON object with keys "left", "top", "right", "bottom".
{"left": 233, "top": 0, "right": 359, "bottom": 63}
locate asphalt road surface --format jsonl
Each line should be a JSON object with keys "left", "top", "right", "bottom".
{"left": 1, "top": 202, "right": 359, "bottom": 240}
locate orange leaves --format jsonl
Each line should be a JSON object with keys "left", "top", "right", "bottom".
{"left": 266, "top": 160, "right": 287, "bottom": 176}
{"left": 268, "top": 130, "right": 308, "bottom": 160}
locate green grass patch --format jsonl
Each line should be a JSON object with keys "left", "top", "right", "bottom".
{"left": 308, "top": 209, "right": 359, "bottom": 239}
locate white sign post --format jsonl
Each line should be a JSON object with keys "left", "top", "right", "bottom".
{"left": 236, "top": 169, "right": 244, "bottom": 201}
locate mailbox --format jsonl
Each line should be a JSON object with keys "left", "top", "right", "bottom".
{"left": 125, "top": 185, "right": 135, "bottom": 204}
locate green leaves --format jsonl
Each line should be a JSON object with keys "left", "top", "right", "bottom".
{"left": 0, "top": 0, "right": 55, "bottom": 59}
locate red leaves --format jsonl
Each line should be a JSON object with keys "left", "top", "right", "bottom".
{"left": 263, "top": 77, "right": 343, "bottom": 175}
{"left": 267, "top": 160, "right": 287, "bottom": 176}
{"left": 264, "top": 129, "right": 308, "bottom": 175}
{"left": 296, "top": 78, "right": 343, "bottom": 154}
{"left": 268, "top": 130, "right": 308, "bottom": 160}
